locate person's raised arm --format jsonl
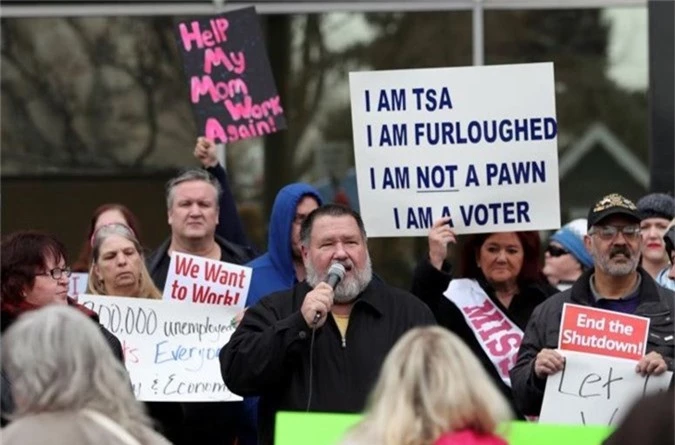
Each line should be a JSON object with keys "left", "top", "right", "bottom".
{"left": 410, "top": 216, "right": 456, "bottom": 312}
{"left": 194, "top": 137, "right": 254, "bottom": 252}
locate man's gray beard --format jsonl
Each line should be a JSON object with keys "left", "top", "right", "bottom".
{"left": 305, "top": 255, "right": 373, "bottom": 303}
{"left": 592, "top": 249, "right": 640, "bottom": 277}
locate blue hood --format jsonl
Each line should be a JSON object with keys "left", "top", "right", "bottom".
{"left": 246, "top": 183, "right": 322, "bottom": 306}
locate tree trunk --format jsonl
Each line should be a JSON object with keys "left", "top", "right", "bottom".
{"left": 263, "top": 15, "right": 292, "bottom": 219}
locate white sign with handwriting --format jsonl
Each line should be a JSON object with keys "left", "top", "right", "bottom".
{"left": 68, "top": 273, "right": 89, "bottom": 300}
{"left": 539, "top": 350, "right": 672, "bottom": 426}
{"left": 79, "top": 294, "right": 241, "bottom": 402}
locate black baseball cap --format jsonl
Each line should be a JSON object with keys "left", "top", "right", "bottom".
{"left": 587, "top": 193, "right": 640, "bottom": 229}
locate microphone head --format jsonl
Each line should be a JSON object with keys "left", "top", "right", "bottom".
{"left": 328, "top": 263, "right": 346, "bottom": 280}
{"left": 325, "top": 263, "right": 346, "bottom": 289}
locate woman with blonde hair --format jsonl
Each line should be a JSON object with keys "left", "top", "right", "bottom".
{"left": 88, "top": 223, "right": 161, "bottom": 299}
{"left": 87, "top": 223, "right": 183, "bottom": 442}
{"left": 1, "top": 305, "right": 170, "bottom": 445}
{"left": 341, "top": 326, "right": 511, "bottom": 445}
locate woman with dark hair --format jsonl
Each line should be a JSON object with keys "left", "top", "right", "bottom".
{"left": 72, "top": 204, "right": 143, "bottom": 273}
{"left": 1, "top": 231, "right": 124, "bottom": 425}
{"left": 410, "top": 217, "right": 557, "bottom": 417}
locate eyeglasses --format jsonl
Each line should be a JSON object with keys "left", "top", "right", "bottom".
{"left": 36, "top": 266, "right": 72, "bottom": 280}
{"left": 546, "top": 245, "right": 569, "bottom": 257}
{"left": 588, "top": 225, "right": 641, "bottom": 241}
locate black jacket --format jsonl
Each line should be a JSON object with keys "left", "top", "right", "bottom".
{"left": 410, "top": 258, "right": 557, "bottom": 417}
{"left": 510, "top": 267, "right": 675, "bottom": 416}
{"left": 220, "top": 280, "right": 436, "bottom": 445}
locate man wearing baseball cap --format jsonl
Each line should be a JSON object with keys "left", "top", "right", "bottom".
{"left": 510, "top": 193, "right": 675, "bottom": 416}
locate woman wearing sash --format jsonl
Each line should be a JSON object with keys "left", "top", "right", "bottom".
{"left": 410, "top": 217, "right": 558, "bottom": 417}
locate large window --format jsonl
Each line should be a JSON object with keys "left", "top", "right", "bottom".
{"left": 0, "top": 4, "right": 650, "bottom": 286}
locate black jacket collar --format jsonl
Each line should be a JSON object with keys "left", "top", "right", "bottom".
{"left": 569, "top": 267, "right": 661, "bottom": 305}
{"left": 298, "top": 279, "right": 385, "bottom": 317}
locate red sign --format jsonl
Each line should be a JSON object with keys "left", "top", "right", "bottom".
{"left": 558, "top": 304, "right": 649, "bottom": 361}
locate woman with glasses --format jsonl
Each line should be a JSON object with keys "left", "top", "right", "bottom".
{"left": 543, "top": 219, "right": 594, "bottom": 291}
{"left": 1, "top": 231, "right": 123, "bottom": 425}
{"left": 410, "top": 218, "right": 557, "bottom": 419}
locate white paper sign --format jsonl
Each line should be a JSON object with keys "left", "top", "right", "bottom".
{"left": 349, "top": 63, "right": 561, "bottom": 237}
{"left": 68, "top": 273, "right": 89, "bottom": 300}
{"left": 163, "top": 252, "right": 251, "bottom": 309}
{"left": 539, "top": 350, "right": 672, "bottom": 426}
{"left": 79, "top": 294, "right": 242, "bottom": 402}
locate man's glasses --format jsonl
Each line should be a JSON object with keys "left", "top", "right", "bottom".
{"left": 588, "top": 225, "right": 641, "bottom": 241}
{"left": 546, "top": 245, "right": 569, "bottom": 257}
{"left": 36, "top": 266, "right": 72, "bottom": 280}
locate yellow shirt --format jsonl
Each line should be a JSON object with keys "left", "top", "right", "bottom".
{"left": 333, "top": 313, "right": 350, "bottom": 343}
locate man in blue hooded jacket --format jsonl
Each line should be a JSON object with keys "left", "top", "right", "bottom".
{"left": 233, "top": 182, "right": 322, "bottom": 445}
{"left": 246, "top": 183, "right": 323, "bottom": 307}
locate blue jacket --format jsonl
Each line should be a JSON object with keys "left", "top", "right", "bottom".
{"left": 245, "top": 183, "right": 323, "bottom": 307}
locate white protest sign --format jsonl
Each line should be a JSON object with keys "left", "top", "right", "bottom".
{"left": 163, "top": 252, "right": 251, "bottom": 309}
{"left": 539, "top": 350, "right": 672, "bottom": 426}
{"left": 68, "top": 273, "right": 89, "bottom": 301}
{"left": 79, "top": 294, "right": 242, "bottom": 402}
{"left": 349, "top": 63, "right": 561, "bottom": 237}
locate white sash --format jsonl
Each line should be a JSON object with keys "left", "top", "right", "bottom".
{"left": 443, "top": 279, "right": 523, "bottom": 387}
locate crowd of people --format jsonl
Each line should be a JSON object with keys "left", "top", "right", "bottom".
{"left": 1, "top": 137, "right": 674, "bottom": 445}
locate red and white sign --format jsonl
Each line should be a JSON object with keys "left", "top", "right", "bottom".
{"left": 558, "top": 304, "right": 649, "bottom": 361}
{"left": 163, "top": 252, "right": 251, "bottom": 309}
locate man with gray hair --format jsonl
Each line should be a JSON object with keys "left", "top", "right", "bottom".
{"left": 146, "top": 168, "right": 255, "bottom": 445}
{"left": 220, "top": 204, "right": 435, "bottom": 445}
{"left": 147, "top": 168, "right": 253, "bottom": 289}
{"left": 510, "top": 193, "right": 674, "bottom": 417}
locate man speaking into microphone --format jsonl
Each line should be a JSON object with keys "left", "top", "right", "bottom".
{"left": 220, "top": 204, "right": 435, "bottom": 445}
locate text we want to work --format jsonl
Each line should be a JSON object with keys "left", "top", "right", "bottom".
{"left": 163, "top": 252, "right": 252, "bottom": 309}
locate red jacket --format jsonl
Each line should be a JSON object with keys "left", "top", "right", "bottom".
{"left": 434, "top": 430, "right": 508, "bottom": 445}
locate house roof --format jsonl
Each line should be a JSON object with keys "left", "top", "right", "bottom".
{"left": 558, "top": 122, "right": 649, "bottom": 189}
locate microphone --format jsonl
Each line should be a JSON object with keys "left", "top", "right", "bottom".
{"left": 313, "top": 263, "right": 346, "bottom": 324}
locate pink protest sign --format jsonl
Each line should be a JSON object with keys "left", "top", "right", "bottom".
{"left": 175, "top": 7, "right": 286, "bottom": 143}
